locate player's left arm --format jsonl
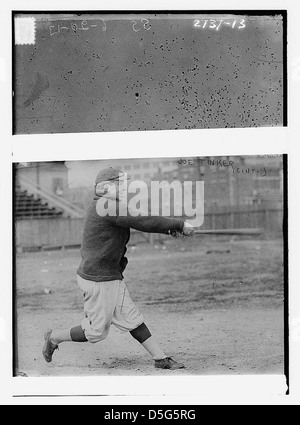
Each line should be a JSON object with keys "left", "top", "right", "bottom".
{"left": 115, "top": 213, "right": 185, "bottom": 235}
{"left": 114, "top": 212, "right": 194, "bottom": 237}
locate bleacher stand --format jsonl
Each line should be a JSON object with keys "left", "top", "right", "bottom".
{"left": 15, "top": 188, "right": 63, "bottom": 220}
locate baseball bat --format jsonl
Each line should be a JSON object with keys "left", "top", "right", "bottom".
{"left": 193, "top": 228, "right": 263, "bottom": 235}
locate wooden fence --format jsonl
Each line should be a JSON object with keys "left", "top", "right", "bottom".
{"left": 203, "top": 205, "right": 283, "bottom": 233}
{"left": 15, "top": 205, "right": 284, "bottom": 251}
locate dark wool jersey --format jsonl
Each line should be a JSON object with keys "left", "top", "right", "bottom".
{"left": 77, "top": 198, "right": 185, "bottom": 282}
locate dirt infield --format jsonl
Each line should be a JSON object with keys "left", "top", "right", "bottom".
{"left": 15, "top": 236, "right": 285, "bottom": 377}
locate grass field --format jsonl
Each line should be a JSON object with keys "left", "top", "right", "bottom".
{"left": 15, "top": 235, "right": 285, "bottom": 377}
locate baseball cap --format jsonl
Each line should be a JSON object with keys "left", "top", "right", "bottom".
{"left": 95, "top": 167, "right": 130, "bottom": 185}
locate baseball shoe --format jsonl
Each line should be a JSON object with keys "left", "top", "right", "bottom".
{"left": 42, "top": 330, "right": 59, "bottom": 363}
{"left": 155, "top": 357, "right": 185, "bottom": 370}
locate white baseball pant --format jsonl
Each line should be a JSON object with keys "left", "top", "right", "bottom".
{"left": 77, "top": 275, "right": 144, "bottom": 343}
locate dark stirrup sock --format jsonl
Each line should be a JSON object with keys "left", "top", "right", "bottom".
{"left": 70, "top": 326, "right": 88, "bottom": 342}
{"left": 130, "top": 323, "right": 152, "bottom": 344}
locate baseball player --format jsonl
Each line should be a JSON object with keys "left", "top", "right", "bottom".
{"left": 43, "top": 167, "right": 194, "bottom": 370}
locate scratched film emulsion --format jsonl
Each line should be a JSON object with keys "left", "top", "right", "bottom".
{"left": 14, "top": 13, "right": 284, "bottom": 134}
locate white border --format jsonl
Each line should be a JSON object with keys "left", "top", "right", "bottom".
{"left": 1, "top": 0, "right": 300, "bottom": 405}
{"left": 12, "top": 127, "right": 288, "bottom": 163}
{"left": 14, "top": 17, "right": 36, "bottom": 45}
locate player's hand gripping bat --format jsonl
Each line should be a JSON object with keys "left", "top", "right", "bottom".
{"left": 171, "top": 221, "right": 195, "bottom": 238}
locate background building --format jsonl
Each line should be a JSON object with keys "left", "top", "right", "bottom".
{"left": 16, "top": 162, "right": 69, "bottom": 196}
{"left": 153, "top": 156, "right": 283, "bottom": 210}
{"left": 15, "top": 156, "right": 283, "bottom": 215}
